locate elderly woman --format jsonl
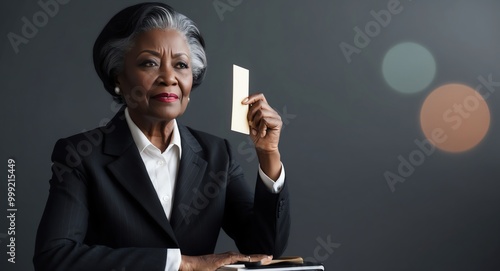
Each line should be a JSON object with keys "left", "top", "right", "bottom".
{"left": 34, "top": 2, "right": 290, "bottom": 271}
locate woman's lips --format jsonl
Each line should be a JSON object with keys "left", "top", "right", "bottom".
{"left": 152, "top": 93, "right": 179, "bottom": 103}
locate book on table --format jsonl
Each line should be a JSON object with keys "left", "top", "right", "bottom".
{"left": 217, "top": 256, "right": 324, "bottom": 271}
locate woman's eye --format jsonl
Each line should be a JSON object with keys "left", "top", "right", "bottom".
{"left": 176, "top": 62, "right": 189, "bottom": 69}
{"left": 141, "top": 60, "right": 158, "bottom": 67}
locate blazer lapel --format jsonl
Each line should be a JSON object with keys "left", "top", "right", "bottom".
{"left": 103, "top": 109, "right": 179, "bottom": 246}
{"left": 170, "top": 124, "right": 208, "bottom": 232}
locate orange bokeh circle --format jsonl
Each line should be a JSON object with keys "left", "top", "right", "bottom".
{"left": 420, "top": 84, "right": 490, "bottom": 153}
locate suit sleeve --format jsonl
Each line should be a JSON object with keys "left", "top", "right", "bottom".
{"left": 33, "top": 139, "right": 168, "bottom": 271}
{"left": 221, "top": 140, "right": 291, "bottom": 258}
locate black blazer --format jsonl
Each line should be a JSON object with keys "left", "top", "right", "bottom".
{"left": 34, "top": 109, "right": 290, "bottom": 271}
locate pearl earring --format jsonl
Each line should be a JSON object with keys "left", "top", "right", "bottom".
{"left": 188, "top": 97, "right": 190, "bottom": 102}
{"left": 114, "top": 86, "right": 120, "bottom": 95}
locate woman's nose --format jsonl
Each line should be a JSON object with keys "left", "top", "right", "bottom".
{"left": 158, "top": 64, "right": 177, "bottom": 86}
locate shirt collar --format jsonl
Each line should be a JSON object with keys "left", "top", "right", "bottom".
{"left": 124, "top": 108, "right": 182, "bottom": 157}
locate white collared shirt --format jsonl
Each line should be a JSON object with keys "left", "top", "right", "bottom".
{"left": 125, "top": 108, "right": 181, "bottom": 220}
{"left": 124, "top": 108, "right": 285, "bottom": 270}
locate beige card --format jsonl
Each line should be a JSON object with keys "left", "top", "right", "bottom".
{"left": 231, "top": 65, "right": 250, "bottom": 134}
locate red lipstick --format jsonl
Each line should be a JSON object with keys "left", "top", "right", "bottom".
{"left": 152, "top": 93, "right": 179, "bottom": 103}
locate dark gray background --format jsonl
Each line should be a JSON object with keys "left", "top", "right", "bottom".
{"left": 1, "top": 0, "right": 500, "bottom": 270}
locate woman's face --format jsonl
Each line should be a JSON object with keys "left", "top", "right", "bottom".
{"left": 117, "top": 28, "right": 193, "bottom": 123}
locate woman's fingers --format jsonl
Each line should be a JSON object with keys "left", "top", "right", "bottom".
{"left": 241, "top": 93, "right": 282, "bottom": 152}
{"left": 242, "top": 93, "right": 267, "bottom": 106}
{"left": 184, "top": 252, "right": 272, "bottom": 270}
{"left": 247, "top": 103, "right": 282, "bottom": 135}
{"left": 255, "top": 115, "right": 282, "bottom": 138}
{"left": 247, "top": 100, "right": 275, "bottom": 123}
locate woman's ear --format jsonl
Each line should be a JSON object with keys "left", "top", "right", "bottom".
{"left": 113, "top": 73, "right": 123, "bottom": 95}
{"left": 114, "top": 73, "right": 122, "bottom": 88}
